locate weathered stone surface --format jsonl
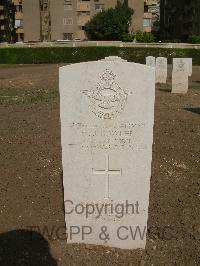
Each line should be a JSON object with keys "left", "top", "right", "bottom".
{"left": 173, "top": 58, "right": 192, "bottom": 77}
{"left": 146, "top": 56, "right": 155, "bottom": 67}
{"left": 59, "top": 58, "right": 155, "bottom": 249}
{"left": 101, "top": 56, "right": 127, "bottom": 62}
{"left": 172, "top": 71, "right": 188, "bottom": 94}
{"left": 155, "top": 57, "right": 167, "bottom": 83}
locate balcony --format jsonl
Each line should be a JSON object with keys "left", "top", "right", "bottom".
{"left": 16, "top": 0, "right": 23, "bottom": 5}
{"left": 77, "top": 2, "right": 90, "bottom": 12}
{"left": 12, "top": 0, "right": 20, "bottom": 5}
{"left": 16, "top": 27, "right": 24, "bottom": 33}
{"left": 144, "top": 0, "right": 153, "bottom": 5}
{"left": 144, "top": 12, "right": 153, "bottom": 19}
{"left": 15, "top": 11, "right": 23, "bottom": 20}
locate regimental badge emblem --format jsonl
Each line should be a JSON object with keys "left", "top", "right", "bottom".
{"left": 82, "top": 69, "right": 128, "bottom": 119}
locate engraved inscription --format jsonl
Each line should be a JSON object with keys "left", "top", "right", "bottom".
{"left": 174, "top": 59, "right": 186, "bottom": 72}
{"left": 67, "top": 122, "right": 146, "bottom": 151}
{"left": 92, "top": 154, "right": 122, "bottom": 199}
{"left": 82, "top": 69, "right": 128, "bottom": 120}
{"left": 157, "top": 58, "right": 165, "bottom": 67}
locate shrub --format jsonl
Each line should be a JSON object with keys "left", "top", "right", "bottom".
{"left": 163, "top": 39, "right": 181, "bottom": 43}
{"left": 0, "top": 47, "right": 200, "bottom": 65}
{"left": 188, "top": 35, "right": 200, "bottom": 44}
{"left": 0, "top": 34, "right": 6, "bottom": 43}
{"left": 134, "top": 31, "right": 156, "bottom": 43}
{"left": 121, "top": 34, "right": 134, "bottom": 42}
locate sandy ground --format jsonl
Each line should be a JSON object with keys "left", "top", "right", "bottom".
{"left": 0, "top": 64, "right": 199, "bottom": 266}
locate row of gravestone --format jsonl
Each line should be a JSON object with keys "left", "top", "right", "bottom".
{"left": 59, "top": 55, "right": 192, "bottom": 250}
{"left": 146, "top": 56, "right": 192, "bottom": 94}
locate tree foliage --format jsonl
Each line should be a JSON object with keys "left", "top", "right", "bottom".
{"left": 85, "top": 2, "right": 134, "bottom": 41}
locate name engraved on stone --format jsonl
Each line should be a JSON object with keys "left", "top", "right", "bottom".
{"left": 67, "top": 122, "right": 146, "bottom": 150}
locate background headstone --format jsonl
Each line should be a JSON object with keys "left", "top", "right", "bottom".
{"left": 100, "top": 56, "right": 127, "bottom": 62}
{"left": 155, "top": 57, "right": 167, "bottom": 83}
{"left": 59, "top": 58, "right": 155, "bottom": 249}
{"left": 146, "top": 56, "right": 156, "bottom": 67}
{"left": 173, "top": 58, "right": 192, "bottom": 76}
{"left": 187, "top": 58, "right": 193, "bottom": 77}
{"left": 172, "top": 71, "right": 188, "bottom": 94}
{"left": 172, "top": 58, "right": 189, "bottom": 94}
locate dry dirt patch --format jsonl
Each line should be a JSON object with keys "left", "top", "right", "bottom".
{"left": 0, "top": 64, "right": 199, "bottom": 266}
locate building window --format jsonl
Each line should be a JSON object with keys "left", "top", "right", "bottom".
{"left": 63, "top": 17, "right": 73, "bottom": 25}
{"left": 143, "top": 18, "right": 151, "bottom": 27}
{"left": 144, "top": 5, "right": 148, "bottom": 13}
{"left": 15, "top": 19, "right": 23, "bottom": 28}
{"left": 43, "top": 3, "right": 48, "bottom": 10}
{"left": 95, "top": 4, "right": 104, "bottom": 11}
{"left": 77, "top": 11, "right": 90, "bottom": 16}
{"left": 64, "top": 0, "right": 72, "bottom": 10}
{"left": 78, "top": 26, "right": 85, "bottom": 30}
{"left": 63, "top": 33, "right": 73, "bottom": 40}
{"left": 16, "top": 5, "right": 23, "bottom": 12}
{"left": 64, "top": 4, "right": 72, "bottom": 10}
{"left": 18, "top": 33, "right": 24, "bottom": 41}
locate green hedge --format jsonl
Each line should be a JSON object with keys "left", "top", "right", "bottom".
{"left": 0, "top": 47, "right": 200, "bottom": 64}
{"left": 188, "top": 35, "right": 200, "bottom": 44}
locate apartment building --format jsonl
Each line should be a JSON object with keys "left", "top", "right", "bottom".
{"left": 160, "top": 0, "right": 200, "bottom": 40}
{"left": 22, "top": 0, "right": 144, "bottom": 42}
{"left": 12, "top": 0, "right": 24, "bottom": 41}
{"left": 143, "top": 0, "right": 160, "bottom": 32}
{"left": 0, "top": 0, "right": 15, "bottom": 42}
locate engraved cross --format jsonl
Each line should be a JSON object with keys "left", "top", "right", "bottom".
{"left": 92, "top": 154, "right": 122, "bottom": 199}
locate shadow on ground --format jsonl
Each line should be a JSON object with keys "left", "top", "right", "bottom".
{"left": 184, "top": 107, "right": 200, "bottom": 115}
{"left": 0, "top": 230, "right": 57, "bottom": 266}
{"left": 159, "top": 88, "right": 171, "bottom": 93}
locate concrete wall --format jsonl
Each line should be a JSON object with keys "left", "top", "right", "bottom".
{"left": 23, "top": 0, "right": 40, "bottom": 42}
{"left": 129, "top": 0, "right": 144, "bottom": 32}
{"left": 50, "top": 0, "right": 77, "bottom": 41}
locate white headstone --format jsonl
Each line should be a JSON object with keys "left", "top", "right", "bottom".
{"left": 172, "top": 58, "right": 189, "bottom": 94}
{"left": 172, "top": 71, "right": 188, "bottom": 94}
{"left": 59, "top": 58, "right": 155, "bottom": 250}
{"left": 172, "top": 72, "right": 188, "bottom": 94}
{"left": 146, "top": 56, "right": 155, "bottom": 67}
{"left": 101, "top": 56, "right": 127, "bottom": 62}
{"left": 155, "top": 57, "right": 167, "bottom": 83}
{"left": 187, "top": 58, "right": 193, "bottom": 77}
{"left": 173, "top": 58, "right": 192, "bottom": 77}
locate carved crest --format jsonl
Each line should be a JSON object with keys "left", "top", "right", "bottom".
{"left": 82, "top": 69, "right": 128, "bottom": 119}
{"left": 176, "top": 60, "right": 185, "bottom": 72}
